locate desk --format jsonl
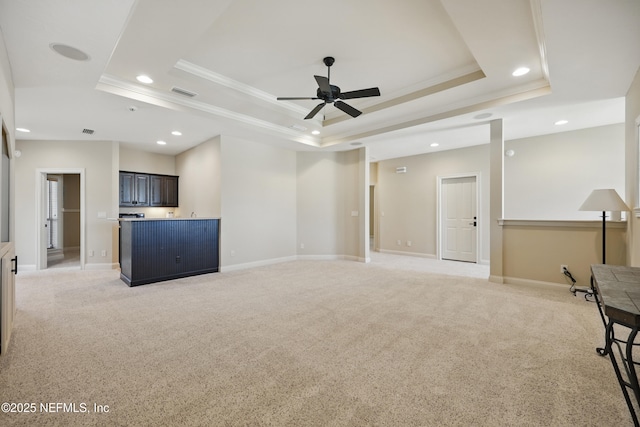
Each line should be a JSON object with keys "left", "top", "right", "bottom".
{"left": 591, "top": 264, "right": 640, "bottom": 426}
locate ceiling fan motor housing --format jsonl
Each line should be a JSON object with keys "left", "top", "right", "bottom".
{"left": 317, "top": 85, "right": 341, "bottom": 102}
{"left": 276, "top": 56, "right": 380, "bottom": 119}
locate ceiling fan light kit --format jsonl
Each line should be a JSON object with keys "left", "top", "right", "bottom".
{"left": 277, "top": 57, "right": 381, "bottom": 120}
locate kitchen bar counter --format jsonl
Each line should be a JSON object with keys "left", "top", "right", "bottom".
{"left": 119, "top": 218, "right": 220, "bottom": 286}
{"left": 119, "top": 217, "right": 221, "bottom": 221}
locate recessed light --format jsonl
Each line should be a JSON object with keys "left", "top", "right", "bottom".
{"left": 512, "top": 67, "right": 530, "bottom": 77}
{"left": 350, "top": 142, "right": 363, "bottom": 146}
{"left": 171, "top": 131, "right": 182, "bottom": 136}
{"left": 311, "top": 130, "right": 320, "bottom": 135}
{"left": 474, "top": 113, "right": 492, "bottom": 120}
{"left": 50, "top": 43, "right": 90, "bottom": 61}
{"left": 136, "top": 75, "right": 153, "bottom": 84}
{"left": 16, "top": 127, "right": 30, "bottom": 133}
{"left": 430, "top": 143, "right": 439, "bottom": 147}
{"left": 156, "top": 140, "right": 167, "bottom": 145}
{"left": 555, "top": 120, "right": 569, "bottom": 125}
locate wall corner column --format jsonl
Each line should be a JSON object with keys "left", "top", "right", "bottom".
{"left": 359, "top": 146, "right": 370, "bottom": 263}
{"left": 489, "top": 119, "right": 504, "bottom": 283}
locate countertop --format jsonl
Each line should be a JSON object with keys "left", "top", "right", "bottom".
{"left": 118, "top": 217, "right": 220, "bottom": 221}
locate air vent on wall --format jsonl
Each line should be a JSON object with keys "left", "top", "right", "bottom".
{"left": 171, "top": 86, "right": 197, "bottom": 98}
{"left": 82, "top": 128, "right": 94, "bottom": 135}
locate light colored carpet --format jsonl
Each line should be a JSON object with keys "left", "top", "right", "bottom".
{"left": 0, "top": 256, "right": 632, "bottom": 426}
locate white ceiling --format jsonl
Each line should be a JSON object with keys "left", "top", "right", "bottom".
{"left": 1, "top": 0, "right": 638, "bottom": 161}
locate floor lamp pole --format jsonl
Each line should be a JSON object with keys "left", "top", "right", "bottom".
{"left": 601, "top": 210, "right": 606, "bottom": 264}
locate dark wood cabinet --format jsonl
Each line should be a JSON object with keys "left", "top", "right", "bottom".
{"left": 119, "top": 218, "right": 219, "bottom": 286}
{"left": 150, "top": 175, "right": 178, "bottom": 207}
{"left": 120, "top": 171, "right": 178, "bottom": 207}
{"left": 120, "top": 172, "right": 149, "bottom": 207}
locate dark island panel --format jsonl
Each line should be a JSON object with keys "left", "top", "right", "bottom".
{"left": 119, "top": 218, "right": 220, "bottom": 286}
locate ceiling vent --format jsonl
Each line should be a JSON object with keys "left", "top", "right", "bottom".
{"left": 82, "top": 128, "right": 94, "bottom": 135}
{"left": 171, "top": 86, "right": 197, "bottom": 98}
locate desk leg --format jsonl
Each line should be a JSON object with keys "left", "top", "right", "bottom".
{"left": 592, "top": 274, "right": 609, "bottom": 356}
{"left": 605, "top": 320, "right": 640, "bottom": 426}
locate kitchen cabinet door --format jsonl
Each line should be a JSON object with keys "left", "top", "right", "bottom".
{"left": 119, "top": 172, "right": 150, "bottom": 207}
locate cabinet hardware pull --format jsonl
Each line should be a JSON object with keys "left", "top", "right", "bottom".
{"left": 11, "top": 255, "right": 18, "bottom": 275}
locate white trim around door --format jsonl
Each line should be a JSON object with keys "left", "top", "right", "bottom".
{"left": 35, "top": 168, "right": 86, "bottom": 270}
{"left": 437, "top": 173, "right": 481, "bottom": 263}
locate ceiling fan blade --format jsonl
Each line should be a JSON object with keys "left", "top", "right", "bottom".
{"left": 314, "top": 75, "right": 331, "bottom": 94}
{"left": 305, "top": 102, "right": 326, "bottom": 120}
{"left": 339, "top": 87, "right": 381, "bottom": 100}
{"left": 277, "top": 97, "right": 319, "bottom": 100}
{"left": 334, "top": 101, "right": 362, "bottom": 118}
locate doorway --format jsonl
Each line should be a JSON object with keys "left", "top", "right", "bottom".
{"left": 36, "top": 169, "right": 85, "bottom": 270}
{"left": 439, "top": 175, "right": 478, "bottom": 263}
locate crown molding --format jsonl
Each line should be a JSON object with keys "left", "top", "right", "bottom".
{"left": 96, "top": 74, "right": 321, "bottom": 147}
{"left": 174, "top": 59, "right": 315, "bottom": 119}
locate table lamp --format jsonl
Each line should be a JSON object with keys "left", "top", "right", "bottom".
{"left": 579, "top": 189, "right": 629, "bottom": 264}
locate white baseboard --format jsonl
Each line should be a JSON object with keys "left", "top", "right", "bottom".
{"left": 501, "top": 276, "right": 570, "bottom": 294}
{"left": 488, "top": 275, "right": 504, "bottom": 284}
{"left": 220, "top": 256, "right": 297, "bottom": 273}
{"left": 296, "top": 254, "right": 345, "bottom": 261}
{"left": 297, "top": 254, "right": 370, "bottom": 263}
{"left": 379, "top": 249, "right": 437, "bottom": 259}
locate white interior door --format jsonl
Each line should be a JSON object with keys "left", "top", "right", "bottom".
{"left": 441, "top": 176, "right": 477, "bottom": 262}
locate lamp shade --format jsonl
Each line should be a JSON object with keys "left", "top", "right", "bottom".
{"left": 579, "top": 189, "right": 630, "bottom": 212}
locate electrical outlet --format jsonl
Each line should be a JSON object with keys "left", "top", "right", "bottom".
{"left": 300, "top": 243, "right": 305, "bottom": 249}
{"left": 101, "top": 250, "right": 107, "bottom": 257}
{"left": 396, "top": 240, "right": 401, "bottom": 246}
{"left": 561, "top": 264, "right": 568, "bottom": 273}
{"left": 89, "top": 250, "right": 94, "bottom": 257}
{"left": 407, "top": 240, "right": 412, "bottom": 247}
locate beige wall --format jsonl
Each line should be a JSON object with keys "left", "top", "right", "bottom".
{"left": 119, "top": 146, "right": 176, "bottom": 175}
{"left": 627, "top": 67, "right": 640, "bottom": 266}
{"left": 15, "top": 140, "right": 117, "bottom": 269}
{"left": 296, "top": 152, "right": 344, "bottom": 257}
{"left": 0, "top": 29, "right": 14, "bottom": 150}
{"left": 175, "top": 136, "right": 221, "bottom": 219}
{"left": 0, "top": 30, "right": 15, "bottom": 249}
{"left": 377, "top": 144, "right": 491, "bottom": 263}
{"left": 503, "top": 221, "right": 626, "bottom": 285}
{"left": 220, "top": 135, "right": 297, "bottom": 270}
{"left": 341, "top": 148, "right": 368, "bottom": 260}
{"left": 505, "top": 124, "right": 625, "bottom": 220}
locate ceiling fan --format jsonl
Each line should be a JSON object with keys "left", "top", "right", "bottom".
{"left": 277, "top": 57, "right": 381, "bottom": 120}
